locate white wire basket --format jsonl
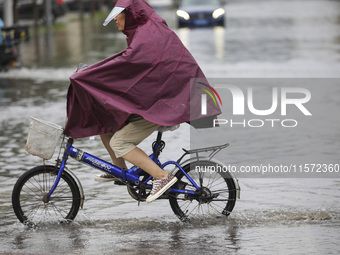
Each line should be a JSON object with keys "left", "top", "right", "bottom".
{"left": 25, "top": 117, "right": 64, "bottom": 160}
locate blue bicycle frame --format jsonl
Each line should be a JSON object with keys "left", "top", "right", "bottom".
{"left": 47, "top": 135, "right": 199, "bottom": 201}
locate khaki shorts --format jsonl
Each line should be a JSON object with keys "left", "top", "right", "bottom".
{"left": 109, "top": 116, "right": 161, "bottom": 158}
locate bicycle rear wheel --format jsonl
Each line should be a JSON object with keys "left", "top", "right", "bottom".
{"left": 169, "top": 161, "right": 237, "bottom": 221}
{"left": 12, "top": 165, "right": 81, "bottom": 225}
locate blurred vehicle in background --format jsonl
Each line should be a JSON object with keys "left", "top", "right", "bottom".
{"left": 176, "top": 0, "right": 226, "bottom": 28}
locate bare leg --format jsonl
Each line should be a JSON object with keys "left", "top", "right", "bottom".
{"left": 122, "top": 147, "right": 168, "bottom": 179}
{"left": 100, "top": 133, "right": 127, "bottom": 169}
{"left": 100, "top": 133, "right": 167, "bottom": 178}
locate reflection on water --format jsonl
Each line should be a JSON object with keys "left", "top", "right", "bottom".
{"left": 214, "top": 26, "right": 225, "bottom": 59}
{"left": 178, "top": 27, "right": 225, "bottom": 59}
{"left": 1, "top": 0, "right": 340, "bottom": 254}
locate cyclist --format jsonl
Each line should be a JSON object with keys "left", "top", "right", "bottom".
{"left": 64, "top": 0, "right": 220, "bottom": 203}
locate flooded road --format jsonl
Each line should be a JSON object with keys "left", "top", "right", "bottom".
{"left": 1, "top": 0, "right": 340, "bottom": 254}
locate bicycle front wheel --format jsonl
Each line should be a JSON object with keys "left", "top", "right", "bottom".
{"left": 12, "top": 165, "right": 81, "bottom": 225}
{"left": 169, "top": 161, "right": 237, "bottom": 221}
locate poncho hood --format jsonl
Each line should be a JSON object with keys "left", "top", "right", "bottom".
{"left": 64, "top": 0, "right": 221, "bottom": 138}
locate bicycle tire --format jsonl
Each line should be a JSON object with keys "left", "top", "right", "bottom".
{"left": 169, "top": 160, "right": 237, "bottom": 221}
{"left": 12, "top": 165, "right": 81, "bottom": 224}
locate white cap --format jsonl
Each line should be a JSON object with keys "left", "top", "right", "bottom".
{"left": 103, "top": 6, "right": 125, "bottom": 26}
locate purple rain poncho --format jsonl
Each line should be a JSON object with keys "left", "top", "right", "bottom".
{"left": 64, "top": 0, "right": 221, "bottom": 138}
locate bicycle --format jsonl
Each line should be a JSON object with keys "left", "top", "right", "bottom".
{"left": 12, "top": 117, "right": 240, "bottom": 225}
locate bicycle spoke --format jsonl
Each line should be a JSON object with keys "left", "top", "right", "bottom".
{"left": 207, "top": 202, "right": 223, "bottom": 214}
{"left": 21, "top": 185, "right": 44, "bottom": 201}
{"left": 187, "top": 202, "right": 200, "bottom": 216}
{"left": 209, "top": 179, "right": 227, "bottom": 188}
{"left": 178, "top": 200, "right": 193, "bottom": 214}
{"left": 25, "top": 178, "right": 45, "bottom": 198}
{"left": 207, "top": 172, "right": 218, "bottom": 188}
{"left": 49, "top": 201, "right": 70, "bottom": 218}
{"left": 23, "top": 200, "right": 44, "bottom": 220}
